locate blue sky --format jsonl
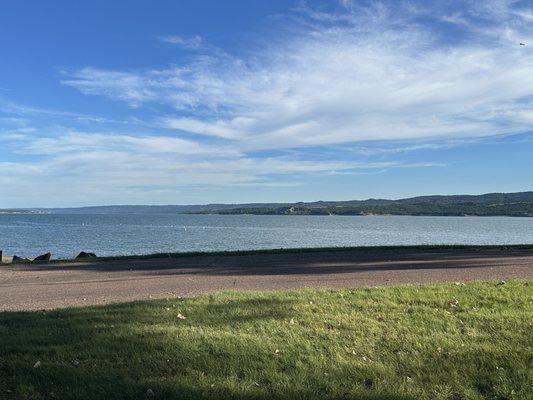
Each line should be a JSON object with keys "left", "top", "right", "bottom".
{"left": 0, "top": 0, "right": 532, "bottom": 207}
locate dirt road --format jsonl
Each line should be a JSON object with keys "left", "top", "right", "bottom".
{"left": 1, "top": 248, "right": 532, "bottom": 311}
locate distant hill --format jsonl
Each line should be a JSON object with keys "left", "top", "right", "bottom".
{"left": 192, "top": 191, "right": 533, "bottom": 217}
{"left": 393, "top": 192, "right": 533, "bottom": 205}
{"left": 43, "top": 203, "right": 290, "bottom": 214}
{"left": 3, "top": 191, "right": 532, "bottom": 217}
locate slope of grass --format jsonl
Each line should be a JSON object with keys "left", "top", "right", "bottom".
{"left": 1, "top": 281, "right": 532, "bottom": 399}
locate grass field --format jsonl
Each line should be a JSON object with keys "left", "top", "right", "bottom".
{"left": 1, "top": 281, "right": 532, "bottom": 399}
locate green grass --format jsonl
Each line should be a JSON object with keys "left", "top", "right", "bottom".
{"left": 1, "top": 281, "right": 532, "bottom": 399}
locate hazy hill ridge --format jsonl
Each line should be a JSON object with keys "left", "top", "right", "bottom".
{"left": 192, "top": 191, "right": 533, "bottom": 217}
{"left": 2, "top": 191, "right": 532, "bottom": 217}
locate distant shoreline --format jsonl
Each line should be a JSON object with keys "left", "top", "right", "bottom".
{"left": 1, "top": 211, "right": 532, "bottom": 217}
{"left": 2, "top": 190, "right": 532, "bottom": 217}
{"left": 191, "top": 211, "right": 533, "bottom": 217}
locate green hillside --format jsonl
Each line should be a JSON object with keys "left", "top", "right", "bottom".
{"left": 194, "top": 192, "right": 533, "bottom": 217}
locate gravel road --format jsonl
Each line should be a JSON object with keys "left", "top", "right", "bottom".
{"left": 1, "top": 248, "right": 532, "bottom": 311}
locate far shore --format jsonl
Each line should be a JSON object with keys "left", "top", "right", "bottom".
{"left": 2, "top": 211, "right": 532, "bottom": 217}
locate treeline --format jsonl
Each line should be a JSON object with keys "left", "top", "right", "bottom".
{"left": 194, "top": 201, "right": 533, "bottom": 217}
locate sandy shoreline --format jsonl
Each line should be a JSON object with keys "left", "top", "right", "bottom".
{"left": 1, "top": 247, "right": 532, "bottom": 311}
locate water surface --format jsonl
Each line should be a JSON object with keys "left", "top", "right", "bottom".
{"left": 0, "top": 214, "right": 532, "bottom": 259}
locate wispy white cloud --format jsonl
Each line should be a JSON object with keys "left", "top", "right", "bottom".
{"left": 62, "top": 1, "right": 533, "bottom": 152}
{"left": 61, "top": 68, "right": 160, "bottom": 107}
{"left": 15, "top": 131, "right": 235, "bottom": 156}
{"left": 158, "top": 34, "right": 203, "bottom": 49}
{"left": 513, "top": 8, "right": 533, "bottom": 22}
{"left": 0, "top": 98, "right": 135, "bottom": 126}
{"left": 0, "top": 99, "right": 91, "bottom": 118}
{"left": 0, "top": 128, "right": 443, "bottom": 205}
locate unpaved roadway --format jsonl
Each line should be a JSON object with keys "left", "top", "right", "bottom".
{"left": 1, "top": 248, "right": 532, "bottom": 311}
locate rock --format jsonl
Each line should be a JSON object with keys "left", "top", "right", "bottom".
{"left": 12, "top": 255, "right": 31, "bottom": 263}
{"left": 75, "top": 252, "right": 97, "bottom": 259}
{"left": 33, "top": 252, "right": 52, "bottom": 262}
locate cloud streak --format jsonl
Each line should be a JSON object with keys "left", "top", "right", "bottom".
{"left": 0, "top": 119, "right": 444, "bottom": 205}
{"left": 0, "top": 128, "right": 444, "bottom": 206}
{"left": 158, "top": 34, "right": 203, "bottom": 48}
{"left": 62, "top": 1, "right": 533, "bottom": 153}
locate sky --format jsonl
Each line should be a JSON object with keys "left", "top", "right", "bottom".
{"left": 0, "top": 0, "right": 532, "bottom": 208}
